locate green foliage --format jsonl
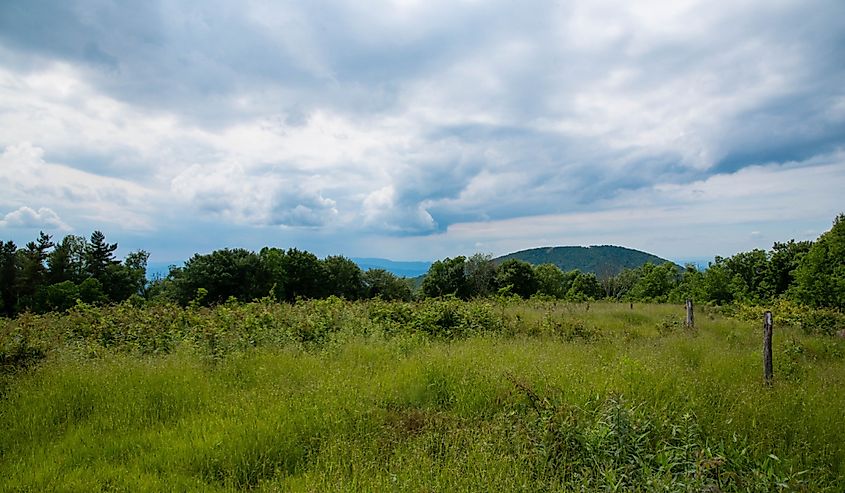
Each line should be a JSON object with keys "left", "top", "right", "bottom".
{"left": 793, "top": 213, "right": 845, "bottom": 310}
{"left": 362, "top": 269, "right": 412, "bottom": 301}
{"left": 279, "top": 248, "right": 326, "bottom": 301}
{"left": 1, "top": 300, "right": 844, "bottom": 491}
{"left": 464, "top": 253, "right": 497, "bottom": 297}
{"left": 495, "top": 259, "right": 538, "bottom": 299}
{"left": 174, "top": 248, "right": 265, "bottom": 305}
{"left": 47, "top": 234, "right": 87, "bottom": 284}
{"left": 768, "top": 240, "right": 812, "bottom": 297}
{"left": 566, "top": 270, "right": 603, "bottom": 301}
{"left": 41, "top": 281, "right": 80, "bottom": 312}
{"left": 0, "top": 240, "right": 18, "bottom": 317}
{"left": 323, "top": 255, "right": 365, "bottom": 300}
{"left": 626, "top": 262, "right": 679, "bottom": 302}
{"left": 422, "top": 256, "right": 468, "bottom": 298}
{"left": 85, "top": 230, "right": 118, "bottom": 280}
{"left": 410, "top": 297, "right": 503, "bottom": 338}
{"left": 799, "top": 309, "right": 845, "bottom": 336}
{"left": 534, "top": 263, "right": 568, "bottom": 298}
{"left": 78, "top": 277, "right": 108, "bottom": 305}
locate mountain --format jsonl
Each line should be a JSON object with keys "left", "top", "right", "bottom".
{"left": 350, "top": 258, "right": 432, "bottom": 278}
{"left": 494, "top": 245, "right": 677, "bottom": 276}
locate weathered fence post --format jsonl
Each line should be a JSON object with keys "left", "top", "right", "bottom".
{"left": 685, "top": 299, "right": 694, "bottom": 328}
{"left": 763, "top": 311, "right": 773, "bottom": 386}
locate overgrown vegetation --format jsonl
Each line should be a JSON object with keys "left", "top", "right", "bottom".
{"left": 1, "top": 214, "right": 844, "bottom": 490}
{"left": 1, "top": 299, "right": 844, "bottom": 491}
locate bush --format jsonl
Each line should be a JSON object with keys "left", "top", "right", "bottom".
{"left": 800, "top": 308, "right": 845, "bottom": 336}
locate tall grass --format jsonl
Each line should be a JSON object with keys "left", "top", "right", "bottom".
{"left": 1, "top": 300, "right": 844, "bottom": 491}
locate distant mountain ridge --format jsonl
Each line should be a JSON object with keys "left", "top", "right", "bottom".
{"left": 495, "top": 245, "right": 676, "bottom": 276}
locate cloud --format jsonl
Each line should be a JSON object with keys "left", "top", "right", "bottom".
{"left": 430, "top": 151, "right": 845, "bottom": 259}
{"left": 170, "top": 162, "right": 339, "bottom": 228}
{"left": 0, "top": 0, "right": 842, "bottom": 260}
{"left": 0, "top": 206, "right": 71, "bottom": 230}
{"left": 0, "top": 141, "right": 155, "bottom": 230}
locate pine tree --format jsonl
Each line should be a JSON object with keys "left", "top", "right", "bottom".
{"left": 85, "top": 230, "right": 118, "bottom": 280}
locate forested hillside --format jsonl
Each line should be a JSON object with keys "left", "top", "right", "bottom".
{"left": 495, "top": 245, "right": 675, "bottom": 276}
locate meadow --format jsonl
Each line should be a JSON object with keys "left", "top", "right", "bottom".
{"left": 1, "top": 298, "right": 844, "bottom": 491}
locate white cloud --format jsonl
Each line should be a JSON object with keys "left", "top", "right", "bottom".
{"left": 362, "top": 185, "right": 437, "bottom": 233}
{"left": 0, "top": 141, "right": 155, "bottom": 230}
{"left": 0, "top": 206, "right": 70, "bottom": 230}
{"left": 170, "top": 161, "right": 340, "bottom": 228}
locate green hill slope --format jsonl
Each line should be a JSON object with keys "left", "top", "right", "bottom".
{"left": 495, "top": 245, "right": 676, "bottom": 276}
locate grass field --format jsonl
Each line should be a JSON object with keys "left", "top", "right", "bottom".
{"left": 1, "top": 299, "right": 844, "bottom": 491}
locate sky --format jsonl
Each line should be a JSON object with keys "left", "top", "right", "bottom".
{"left": 1, "top": 0, "right": 843, "bottom": 265}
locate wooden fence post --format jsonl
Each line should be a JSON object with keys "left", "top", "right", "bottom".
{"left": 685, "top": 299, "right": 694, "bottom": 328}
{"left": 763, "top": 311, "right": 773, "bottom": 386}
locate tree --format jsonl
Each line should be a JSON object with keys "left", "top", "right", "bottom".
{"left": 767, "top": 240, "right": 812, "bottom": 298}
{"left": 464, "top": 253, "right": 496, "bottom": 298}
{"left": 604, "top": 268, "right": 640, "bottom": 300}
{"left": 566, "top": 270, "right": 603, "bottom": 301}
{"left": 258, "top": 247, "right": 287, "bottom": 300}
{"left": 48, "top": 235, "right": 87, "bottom": 284}
{"left": 174, "top": 248, "right": 263, "bottom": 305}
{"left": 534, "top": 263, "right": 568, "bottom": 298}
{"left": 85, "top": 230, "right": 118, "bottom": 280}
{"left": 280, "top": 248, "right": 327, "bottom": 301}
{"left": 793, "top": 213, "right": 845, "bottom": 310}
{"left": 723, "top": 249, "right": 770, "bottom": 302}
{"left": 323, "top": 255, "right": 365, "bottom": 300}
{"left": 15, "top": 231, "right": 53, "bottom": 310}
{"left": 422, "top": 256, "right": 468, "bottom": 298}
{"left": 78, "top": 277, "right": 108, "bottom": 305}
{"left": 668, "top": 265, "right": 704, "bottom": 303}
{"left": 103, "top": 250, "right": 150, "bottom": 301}
{"left": 495, "top": 259, "right": 538, "bottom": 298}
{"left": 362, "top": 269, "right": 412, "bottom": 301}
{"left": 626, "top": 262, "right": 679, "bottom": 302}
{"left": 699, "top": 260, "right": 734, "bottom": 305}
{"left": 40, "top": 281, "right": 80, "bottom": 312}
{"left": 0, "top": 241, "right": 18, "bottom": 317}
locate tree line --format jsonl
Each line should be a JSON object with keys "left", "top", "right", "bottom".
{"left": 2, "top": 213, "right": 842, "bottom": 316}
{"left": 416, "top": 214, "right": 843, "bottom": 312}
{"left": 0, "top": 231, "right": 148, "bottom": 316}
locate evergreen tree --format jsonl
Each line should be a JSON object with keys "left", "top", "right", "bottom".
{"left": 15, "top": 232, "right": 53, "bottom": 311}
{"left": 0, "top": 241, "right": 18, "bottom": 317}
{"left": 48, "top": 235, "right": 87, "bottom": 284}
{"left": 85, "top": 230, "right": 118, "bottom": 280}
